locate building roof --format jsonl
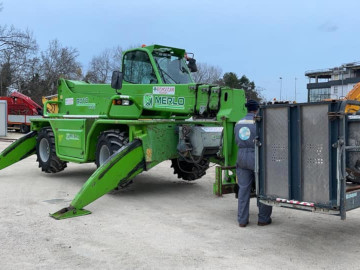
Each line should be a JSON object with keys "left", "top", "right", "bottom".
{"left": 305, "top": 61, "right": 360, "bottom": 78}
{"left": 305, "top": 69, "right": 332, "bottom": 78}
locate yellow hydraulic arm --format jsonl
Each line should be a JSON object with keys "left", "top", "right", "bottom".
{"left": 345, "top": 82, "right": 360, "bottom": 113}
{"left": 42, "top": 95, "right": 58, "bottom": 114}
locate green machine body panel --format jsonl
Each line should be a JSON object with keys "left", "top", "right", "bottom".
{"left": 52, "top": 119, "right": 87, "bottom": 159}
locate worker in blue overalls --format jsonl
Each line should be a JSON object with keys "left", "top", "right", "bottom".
{"left": 235, "top": 100, "right": 272, "bottom": 227}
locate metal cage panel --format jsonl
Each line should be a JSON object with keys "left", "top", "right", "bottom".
{"left": 264, "top": 107, "right": 289, "bottom": 198}
{"left": 301, "top": 105, "right": 330, "bottom": 204}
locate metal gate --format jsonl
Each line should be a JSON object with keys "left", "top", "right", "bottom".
{"left": 256, "top": 101, "right": 360, "bottom": 219}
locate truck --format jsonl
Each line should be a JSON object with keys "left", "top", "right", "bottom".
{"left": 0, "top": 92, "right": 43, "bottom": 133}
{"left": 0, "top": 44, "right": 246, "bottom": 219}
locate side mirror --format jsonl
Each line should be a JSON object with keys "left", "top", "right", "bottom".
{"left": 111, "top": 71, "right": 123, "bottom": 91}
{"left": 187, "top": 58, "right": 197, "bottom": 73}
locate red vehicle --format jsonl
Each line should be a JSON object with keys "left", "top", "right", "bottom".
{"left": 0, "top": 92, "right": 42, "bottom": 133}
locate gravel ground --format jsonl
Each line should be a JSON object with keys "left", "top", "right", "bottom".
{"left": 1, "top": 132, "right": 360, "bottom": 270}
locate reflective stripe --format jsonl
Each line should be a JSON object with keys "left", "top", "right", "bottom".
{"left": 237, "top": 119, "right": 255, "bottom": 124}
{"left": 276, "top": 198, "right": 315, "bottom": 207}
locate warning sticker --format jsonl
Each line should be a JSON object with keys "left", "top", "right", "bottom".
{"left": 153, "top": 86, "right": 175, "bottom": 95}
{"left": 65, "top": 98, "right": 74, "bottom": 105}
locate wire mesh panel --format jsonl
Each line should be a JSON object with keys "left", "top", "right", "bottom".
{"left": 264, "top": 107, "right": 289, "bottom": 198}
{"left": 301, "top": 105, "right": 330, "bottom": 204}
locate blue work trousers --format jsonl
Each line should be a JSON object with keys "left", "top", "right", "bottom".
{"left": 237, "top": 168, "right": 272, "bottom": 224}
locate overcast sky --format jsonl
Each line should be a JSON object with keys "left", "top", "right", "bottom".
{"left": 1, "top": 0, "right": 359, "bottom": 102}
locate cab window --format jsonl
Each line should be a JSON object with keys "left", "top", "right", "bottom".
{"left": 123, "top": 51, "right": 158, "bottom": 84}
{"left": 153, "top": 54, "right": 193, "bottom": 84}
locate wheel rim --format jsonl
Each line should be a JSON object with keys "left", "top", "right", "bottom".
{"left": 99, "top": 145, "right": 111, "bottom": 165}
{"left": 39, "top": 138, "right": 50, "bottom": 162}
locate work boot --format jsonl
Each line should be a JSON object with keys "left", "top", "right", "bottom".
{"left": 239, "top": 222, "right": 249, "bottom": 228}
{"left": 257, "top": 218, "right": 272, "bottom": 226}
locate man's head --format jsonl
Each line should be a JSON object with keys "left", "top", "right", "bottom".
{"left": 245, "top": 99, "right": 259, "bottom": 113}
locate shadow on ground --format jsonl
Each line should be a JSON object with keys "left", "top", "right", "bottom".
{"left": 41, "top": 164, "right": 202, "bottom": 199}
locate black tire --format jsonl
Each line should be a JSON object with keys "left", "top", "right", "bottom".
{"left": 36, "top": 127, "right": 67, "bottom": 173}
{"left": 95, "top": 130, "right": 129, "bottom": 167}
{"left": 171, "top": 158, "right": 210, "bottom": 181}
{"left": 95, "top": 130, "right": 131, "bottom": 189}
{"left": 20, "top": 124, "right": 30, "bottom": 134}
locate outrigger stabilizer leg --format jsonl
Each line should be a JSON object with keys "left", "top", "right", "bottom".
{"left": 0, "top": 131, "right": 37, "bottom": 170}
{"left": 51, "top": 139, "right": 145, "bottom": 220}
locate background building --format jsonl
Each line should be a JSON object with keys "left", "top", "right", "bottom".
{"left": 305, "top": 62, "right": 360, "bottom": 102}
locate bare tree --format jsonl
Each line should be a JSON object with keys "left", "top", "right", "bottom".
{"left": 0, "top": 6, "right": 38, "bottom": 95}
{"left": 191, "top": 62, "right": 222, "bottom": 84}
{"left": 1, "top": 35, "right": 38, "bottom": 93}
{"left": 0, "top": 2, "right": 38, "bottom": 95}
{"left": 40, "top": 39, "right": 82, "bottom": 94}
{"left": 0, "top": 4, "right": 83, "bottom": 103}
{"left": 0, "top": 26, "right": 36, "bottom": 53}
{"left": 85, "top": 46, "right": 122, "bottom": 83}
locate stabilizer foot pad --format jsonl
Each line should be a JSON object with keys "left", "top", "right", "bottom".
{"left": 50, "top": 206, "right": 91, "bottom": 220}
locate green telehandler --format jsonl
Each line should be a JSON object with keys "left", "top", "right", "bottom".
{"left": 0, "top": 44, "right": 246, "bottom": 219}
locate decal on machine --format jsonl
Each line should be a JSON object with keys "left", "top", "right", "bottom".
{"left": 66, "top": 133, "right": 80, "bottom": 141}
{"left": 143, "top": 94, "right": 185, "bottom": 110}
{"left": 154, "top": 96, "right": 185, "bottom": 109}
{"left": 143, "top": 94, "right": 154, "bottom": 109}
{"left": 153, "top": 86, "right": 175, "bottom": 95}
{"left": 76, "top": 97, "right": 96, "bottom": 110}
{"left": 76, "top": 97, "right": 89, "bottom": 104}
{"left": 65, "top": 98, "right": 74, "bottom": 105}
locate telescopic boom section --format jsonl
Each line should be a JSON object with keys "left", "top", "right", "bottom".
{"left": 51, "top": 139, "right": 145, "bottom": 220}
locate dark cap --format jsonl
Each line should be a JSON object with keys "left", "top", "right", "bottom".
{"left": 245, "top": 99, "right": 259, "bottom": 112}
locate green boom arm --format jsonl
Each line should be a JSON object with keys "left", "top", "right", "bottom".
{"left": 51, "top": 139, "right": 145, "bottom": 219}
{"left": 0, "top": 132, "right": 37, "bottom": 170}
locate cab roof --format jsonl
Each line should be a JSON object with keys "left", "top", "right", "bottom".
{"left": 126, "top": 44, "right": 186, "bottom": 57}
